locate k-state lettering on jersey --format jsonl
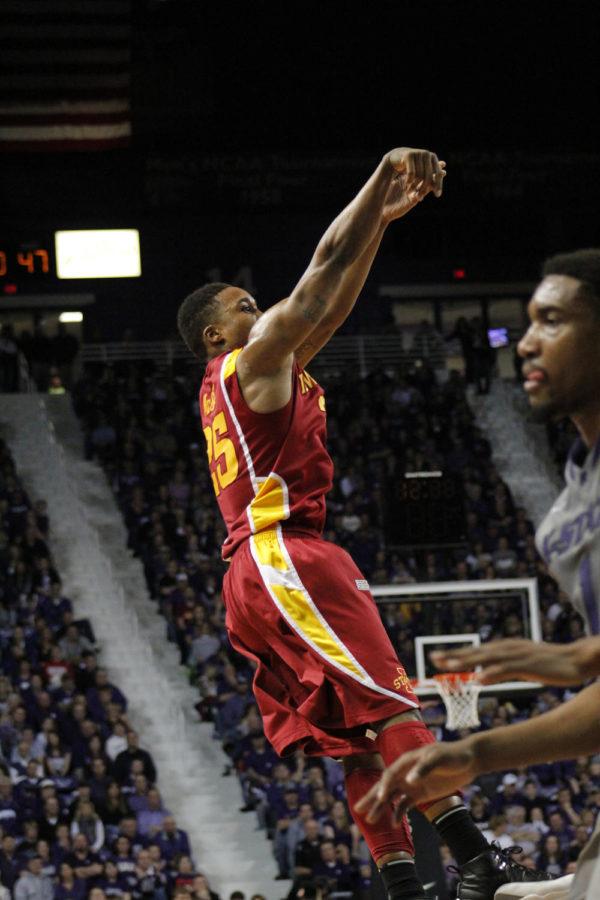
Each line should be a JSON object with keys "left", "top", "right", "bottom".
{"left": 536, "top": 437, "right": 600, "bottom": 635}
{"left": 199, "top": 348, "right": 334, "bottom": 559}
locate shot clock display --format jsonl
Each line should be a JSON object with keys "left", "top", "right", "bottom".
{"left": 0, "top": 230, "right": 141, "bottom": 284}
{"left": 385, "top": 471, "right": 467, "bottom": 548}
{"left": 0, "top": 242, "right": 52, "bottom": 281}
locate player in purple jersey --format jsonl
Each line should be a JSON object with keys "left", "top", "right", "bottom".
{"left": 358, "top": 249, "right": 600, "bottom": 899}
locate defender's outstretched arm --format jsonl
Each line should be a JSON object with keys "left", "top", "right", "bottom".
{"left": 356, "top": 681, "right": 600, "bottom": 824}
{"left": 429, "top": 635, "right": 600, "bottom": 686}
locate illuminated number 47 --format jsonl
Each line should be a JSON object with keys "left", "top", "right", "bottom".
{"left": 17, "top": 250, "right": 49, "bottom": 273}
{"left": 203, "top": 411, "right": 239, "bottom": 496}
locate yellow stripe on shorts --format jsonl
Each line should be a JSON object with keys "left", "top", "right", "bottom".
{"left": 271, "top": 583, "right": 365, "bottom": 679}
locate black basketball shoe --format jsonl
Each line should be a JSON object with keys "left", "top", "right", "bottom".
{"left": 452, "top": 844, "right": 554, "bottom": 900}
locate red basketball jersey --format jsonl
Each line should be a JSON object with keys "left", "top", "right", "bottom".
{"left": 199, "top": 348, "right": 334, "bottom": 559}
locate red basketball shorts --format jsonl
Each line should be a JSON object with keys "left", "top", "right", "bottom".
{"left": 222, "top": 527, "right": 419, "bottom": 757}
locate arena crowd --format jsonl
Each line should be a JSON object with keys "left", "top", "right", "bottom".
{"left": 68, "top": 358, "right": 599, "bottom": 897}
{"left": 0, "top": 438, "right": 224, "bottom": 900}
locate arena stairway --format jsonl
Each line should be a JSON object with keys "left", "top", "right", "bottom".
{"left": 1, "top": 393, "right": 289, "bottom": 899}
{"left": 469, "top": 378, "right": 563, "bottom": 527}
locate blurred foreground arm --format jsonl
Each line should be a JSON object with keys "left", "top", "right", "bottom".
{"left": 356, "top": 681, "right": 600, "bottom": 824}
{"left": 430, "top": 636, "right": 600, "bottom": 686}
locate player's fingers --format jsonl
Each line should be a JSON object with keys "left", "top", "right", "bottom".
{"left": 430, "top": 647, "right": 492, "bottom": 670}
{"left": 427, "top": 153, "right": 439, "bottom": 196}
{"left": 414, "top": 179, "right": 431, "bottom": 199}
{"left": 392, "top": 796, "right": 414, "bottom": 825}
{"left": 361, "top": 766, "right": 411, "bottom": 822}
{"left": 404, "top": 154, "right": 417, "bottom": 188}
{"left": 413, "top": 152, "right": 427, "bottom": 187}
{"left": 420, "top": 153, "right": 434, "bottom": 187}
{"left": 354, "top": 782, "right": 380, "bottom": 815}
{"left": 360, "top": 785, "right": 397, "bottom": 824}
{"left": 405, "top": 760, "right": 434, "bottom": 784}
{"left": 363, "top": 795, "right": 388, "bottom": 824}
{"left": 356, "top": 779, "right": 401, "bottom": 823}
{"left": 432, "top": 154, "right": 446, "bottom": 197}
{"left": 476, "top": 664, "right": 514, "bottom": 684}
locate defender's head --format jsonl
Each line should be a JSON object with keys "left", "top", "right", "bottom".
{"left": 518, "top": 249, "right": 600, "bottom": 429}
{"left": 177, "top": 282, "right": 261, "bottom": 359}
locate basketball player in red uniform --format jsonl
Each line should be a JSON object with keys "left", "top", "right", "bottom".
{"left": 177, "top": 148, "right": 545, "bottom": 899}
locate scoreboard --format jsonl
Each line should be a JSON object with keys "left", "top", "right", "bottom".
{"left": 0, "top": 240, "right": 53, "bottom": 282}
{"left": 385, "top": 472, "right": 467, "bottom": 548}
{"left": 0, "top": 230, "right": 141, "bottom": 286}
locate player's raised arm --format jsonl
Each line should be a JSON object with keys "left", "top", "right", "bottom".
{"left": 294, "top": 156, "right": 446, "bottom": 368}
{"left": 238, "top": 148, "right": 444, "bottom": 380}
{"left": 429, "top": 636, "right": 600, "bottom": 686}
{"left": 356, "top": 680, "right": 600, "bottom": 825}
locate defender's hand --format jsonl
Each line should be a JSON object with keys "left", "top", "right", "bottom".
{"left": 431, "top": 637, "right": 599, "bottom": 687}
{"left": 387, "top": 148, "right": 446, "bottom": 198}
{"left": 355, "top": 741, "right": 478, "bottom": 825}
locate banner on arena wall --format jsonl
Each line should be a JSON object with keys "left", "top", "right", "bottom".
{"left": 0, "top": 0, "right": 131, "bottom": 152}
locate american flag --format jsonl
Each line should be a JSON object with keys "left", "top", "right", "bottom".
{"left": 0, "top": 0, "right": 132, "bottom": 152}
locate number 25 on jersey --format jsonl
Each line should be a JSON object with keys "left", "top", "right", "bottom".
{"left": 203, "top": 411, "right": 239, "bottom": 496}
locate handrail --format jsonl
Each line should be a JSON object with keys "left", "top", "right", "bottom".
{"left": 80, "top": 335, "right": 448, "bottom": 376}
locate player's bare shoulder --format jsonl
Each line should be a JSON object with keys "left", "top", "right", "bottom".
{"left": 236, "top": 329, "right": 295, "bottom": 414}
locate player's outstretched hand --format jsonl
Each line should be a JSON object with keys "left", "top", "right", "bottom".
{"left": 388, "top": 147, "right": 446, "bottom": 195}
{"left": 431, "top": 636, "right": 600, "bottom": 687}
{"left": 382, "top": 149, "right": 446, "bottom": 223}
{"left": 355, "top": 740, "right": 478, "bottom": 825}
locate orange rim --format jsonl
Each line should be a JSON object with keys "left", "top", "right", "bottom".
{"left": 433, "top": 672, "right": 477, "bottom": 685}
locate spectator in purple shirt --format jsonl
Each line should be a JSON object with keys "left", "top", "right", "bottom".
{"left": 238, "top": 732, "right": 279, "bottom": 811}
{"left": 113, "top": 732, "right": 156, "bottom": 787}
{"left": 38, "top": 795, "right": 69, "bottom": 845}
{"left": 54, "top": 862, "right": 86, "bottom": 900}
{"left": 129, "top": 848, "right": 167, "bottom": 900}
{"left": 136, "top": 788, "right": 170, "bottom": 839}
{"left": 98, "top": 859, "right": 131, "bottom": 899}
{"left": 117, "top": 817, "right": 146, "bottom": 857}
{"left": 154, "top": 817, "right": 191, "bottom": 863}
{"left": 273, "top": 788, "right": 301, "bottom": 879}
{"left": 547, "top": 809, "right": 575, "bottom": 852}
{"left": 111, "top": 835, "right": 136, "bottom": 880}
{"left": 311, "top": 840, "right": 354, "bottom": 893}
{"left": 67, "top": 832, "right": 103, "bottom": 884}
{"left": 0, "top": 834, "right": 20, "bottom": 892}
{"left": 126, "top": 775, "right": 150, "bottom": 815}
{"left": 38, "top": 582, "right": 73, "bottom": 633}
{"left": 86, "top": 670, "right": 127, "bottom": 722}
{"left": 0, "top": 780, "right": 18, "bottom": 835}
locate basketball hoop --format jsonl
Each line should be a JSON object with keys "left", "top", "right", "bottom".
{"left": 433, "top": 672, "right": 482, "bottom": 730}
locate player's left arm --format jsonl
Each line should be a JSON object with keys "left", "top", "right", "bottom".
{"left": 294, "top": 164, "right": 445, "bottom": 368}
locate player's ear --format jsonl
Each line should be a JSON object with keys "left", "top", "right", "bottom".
{"left": 204, "top": 323, "right": 224, "bottom": 348}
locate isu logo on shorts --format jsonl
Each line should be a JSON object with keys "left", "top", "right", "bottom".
{"left": 394, "top": 667, "right": 413, "bottom": 692}
{"left": 355, "top": 579, "right": 369, "bottom": 591}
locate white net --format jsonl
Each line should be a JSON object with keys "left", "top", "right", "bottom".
{"left": 434, "top": 673, "right": 483, "bottom": 730}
